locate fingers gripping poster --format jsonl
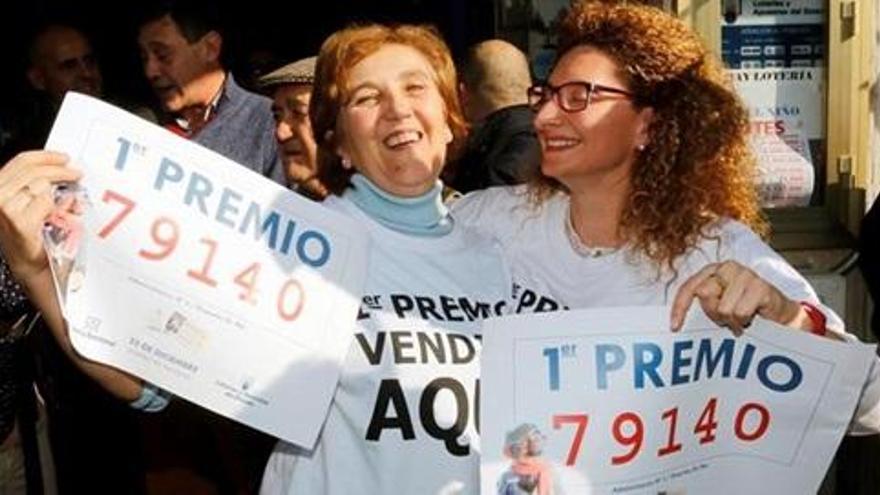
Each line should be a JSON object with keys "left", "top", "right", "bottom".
{"left": 44, "top": 93, "right": 369, "bottom": 448}
{"left": 480, "top": 307, "right": 875, "bottom": 494}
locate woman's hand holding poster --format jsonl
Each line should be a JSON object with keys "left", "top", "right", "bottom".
{"left": 481, "top": 307, "right": 875, "bottom": 494}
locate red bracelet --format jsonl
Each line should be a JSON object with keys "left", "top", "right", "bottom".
{"left": 799, "top": 301, "right": 827, "bottom": 337}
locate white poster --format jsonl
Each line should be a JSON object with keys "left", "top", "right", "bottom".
{"left": 45, "top": 93, "right": 369, "bottom": 448}
{"left": 733, "top": 67, "right": 823, "bottom": 207}
{"left": 481, "top": 307, "right": 875, "bottom": 494}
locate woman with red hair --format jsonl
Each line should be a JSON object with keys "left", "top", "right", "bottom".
{"left": 0, "top": 22, "right": 510, "bottom": 495}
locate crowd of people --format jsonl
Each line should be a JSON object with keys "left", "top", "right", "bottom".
{"left": 0, "top": 1, "right": 878, "bottom": 494}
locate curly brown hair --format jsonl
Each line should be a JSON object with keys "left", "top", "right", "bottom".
{"left": 310, "top": 23, "right": 468, "bottom": 196}
{"left": 532, "top": 0, "right": 767, "bottom": 273}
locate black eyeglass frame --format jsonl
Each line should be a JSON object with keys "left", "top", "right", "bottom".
{"left": 527, "top": 81, "right": 635, "bottom": 113}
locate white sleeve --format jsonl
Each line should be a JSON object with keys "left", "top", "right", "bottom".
{"left": 129, "top": 381, "right": 172, "bottom": 413}
{"left": 449, "top": 189, "right": 500, "bottom": 235}
{"left": 450, "top": 186, "right": 527, "bottom": 244}
{"left": 726, "top": 221, "right": 880, "bottom": 434}
{"left": 260, "top": 441, "right": 306, "bottom": 494}
{"left": 725, "top": 222, "right": 843, "bottom": 331}
{"left": 451, "top": 187, "right": 527, "bottom": 318}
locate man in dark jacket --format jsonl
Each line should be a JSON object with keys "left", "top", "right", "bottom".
{"left": 137, "top": 0, "right": 284, "bottom": 185}
{"left": 1, "top": 22, "right": 104, "bottom": 163}
{"left": 860, "top": 197, "right": 880, "bottom": 340}
{"left": 448, "top": 40, "right": 541, "bottom": 193}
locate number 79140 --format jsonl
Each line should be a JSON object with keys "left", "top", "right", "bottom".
{"left": 552, "top": 397, "right": 770, "bottom": 466}
{"left": 97, "top": 188, "right": 305, "bottom": 323}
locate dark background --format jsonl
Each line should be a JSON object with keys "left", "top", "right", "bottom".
{"left": 1, "top": 0, "right": 497, "bottom": 112}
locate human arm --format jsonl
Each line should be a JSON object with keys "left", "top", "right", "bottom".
{"left": 669, "top": 260, "right": 834, "bottom": 338}
{"left": 671, "top": 259, "right": 880, "bottom": 434}
{"left": 668, "top": 221, "right": 880, "bottom": 433}
{"left": 0, "top": 248, "right": 36, "bottom": 342}
{"left": 669, "top": 221, "right": 842, "bottom": 337}
{"left": 0, "top": 151, "right": 145, "bottom": 402}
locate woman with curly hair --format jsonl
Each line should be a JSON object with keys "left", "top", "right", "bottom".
{"left": 453, "top": 0, "right": 879, "bottom": 432}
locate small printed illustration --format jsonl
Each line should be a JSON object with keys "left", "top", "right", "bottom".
{"left": 497, "top": 423, "right": 557, "bottom": 495}
{"left": 239, "top": 374, "right": 255, "bottom": 392}
{"left": 163, "top": 311, "right": 208, "bottom": 351}
{"left": 165, "top": 311, "right": 187, "bottom": 334}
{"left": 43, "top": 183, "right": 90, "bottom": 305}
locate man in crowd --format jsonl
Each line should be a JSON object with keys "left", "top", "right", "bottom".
{"left": 134, "top": 5, "right": 283, "bottom": 491}
{"left": 447, "top": 39, "right": 541, "bottom": 193}
{"left": 258, "top": 56, "right": 326, "bottom": 197}
{"left": 27, "top": 23, "right": 103, "bottom": 103}
{"left": 1, "top": 22, "right": 150, "bottom": 495}
{"left": 1, "top": 23, "right": 103, "bottom": 161}
{"left": 136, "top": 0, "right": 284, "bottom": 185}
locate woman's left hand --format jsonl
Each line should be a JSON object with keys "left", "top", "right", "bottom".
{"left": 670, "top": 260, "right": 803, "bottom": 335}
{"left": 0, "top": 151, "right": 80, "bottom": 282}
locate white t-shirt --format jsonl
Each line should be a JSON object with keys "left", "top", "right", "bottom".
{"left": 452, "top": 185, "right": 880, "bottom": 435}
{"left": 261, "top": 195, "right": 510, "bottom": 495}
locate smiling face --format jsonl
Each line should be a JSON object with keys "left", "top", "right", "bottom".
{"left": 138, "top": 15, "right": 222, "bottom": 113}
{"left": 334, "top": 44, "right": 453, "bottom": 197}
{"left": 271, "top": 83, "right": 317, "bottom": 186}
{"left": 534, "top": 45, "right": 653, "bottom": 190}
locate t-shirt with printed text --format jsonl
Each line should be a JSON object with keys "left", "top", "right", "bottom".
{"left": 261, "top": 194, "right": 510, "bottom": 494}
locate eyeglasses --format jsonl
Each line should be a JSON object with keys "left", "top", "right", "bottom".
{"left": 527, "top": 81, "right": 634, "bottom": 113}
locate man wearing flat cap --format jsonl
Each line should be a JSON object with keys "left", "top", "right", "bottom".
{"left": 259, "top": 56, "right": 326, "bottom": 198}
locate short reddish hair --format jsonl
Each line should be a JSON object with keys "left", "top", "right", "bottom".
{"left": 310, "top": 23, "right": 467, "bottom": 195}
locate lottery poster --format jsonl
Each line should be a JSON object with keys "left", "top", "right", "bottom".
{"left": 732, "top": 67, "right": 822, "bottom": 208}
{"left": 721, "top": 0, "right": 825, "bottom": 208}
{"left": 44, "top": 93, "right": 369, "bottom": 448}
{"left": 481, "top": 306, "right": 875, "bottom": 494}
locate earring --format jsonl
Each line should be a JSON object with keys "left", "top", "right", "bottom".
{"left": 636, "top": 144, "right": 646, "bottom": 152}
{"left": 341, "top": 156, "right": 352, "bottom": 169}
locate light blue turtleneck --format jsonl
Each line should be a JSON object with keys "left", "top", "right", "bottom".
{"left": 342, "top": 173, "right": 453, "bottom": 237}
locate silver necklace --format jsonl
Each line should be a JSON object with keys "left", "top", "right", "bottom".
{"left": 565, "top": 205, "right": 621, "bottom": 258}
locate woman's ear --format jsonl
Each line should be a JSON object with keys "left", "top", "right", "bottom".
{"left": 443, "top": 124, "right": 453, "bottom": 145}
{"left": 634, "top": 107, "right": 654, "bottom": 150}
{"left": 335, "top": 147, "right": 352, "bottom": 169}
{"left": 326, "top": 128, "right": 353, "bottom": 169}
